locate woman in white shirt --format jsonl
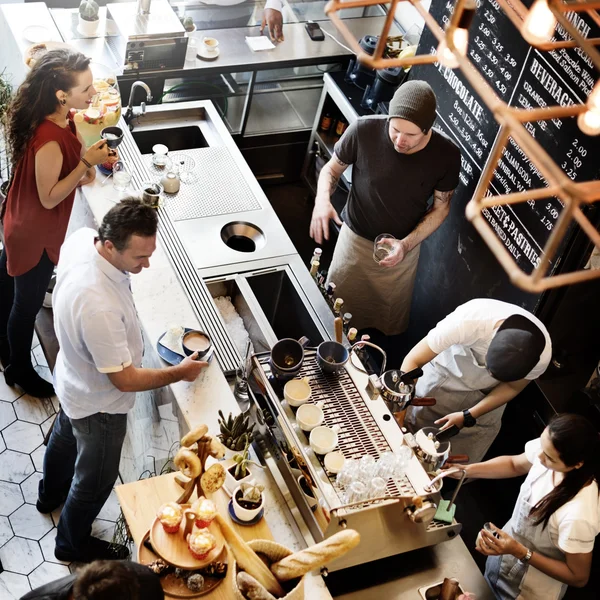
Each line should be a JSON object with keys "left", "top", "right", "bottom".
{"left": 458, "top": 413, "right": 600, "bottom": 599}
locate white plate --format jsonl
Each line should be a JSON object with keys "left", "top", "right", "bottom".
{"left": 197, "top": 47, "right": 220, "bottom": 61}
{"left": 22, "top": 25, "right": 51, "bottom": 44}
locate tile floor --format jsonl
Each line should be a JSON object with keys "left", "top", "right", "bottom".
{"left": 0, "top": 334, "right": 122, "bottom": 599}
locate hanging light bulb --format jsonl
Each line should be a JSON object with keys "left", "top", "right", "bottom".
{"left": 577, "top": 81, "right": 600, "bottom": 136}
{"left": 522, "top": 0, "right": 557, "bottom": 46}
{"left": 437, "top": 29, "right": 469, "bottom": 69}
{"left": 436, "top": 0, "right": 476, "bottom": 69}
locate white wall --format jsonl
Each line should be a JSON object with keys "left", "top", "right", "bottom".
{"left": 395, "top": 0, "right": 431, "bottom": 45}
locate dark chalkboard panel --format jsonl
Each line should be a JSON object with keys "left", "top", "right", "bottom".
{"left": 407, "top": 0, "right": 600, "bottom": 339}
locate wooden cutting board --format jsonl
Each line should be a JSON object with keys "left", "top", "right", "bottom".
{"left": 116, "top": 472, "right": 274, "bottom": 600}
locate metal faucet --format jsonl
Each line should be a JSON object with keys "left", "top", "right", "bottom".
{"left": 124, "top": 81, "right": 153, "bottom": 127}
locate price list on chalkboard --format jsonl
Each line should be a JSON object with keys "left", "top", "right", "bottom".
{"left": 412, "top": 0, "right": 600, "bottom": 275}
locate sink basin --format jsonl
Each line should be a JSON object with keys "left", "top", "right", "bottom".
{"left": 131, "top": 125, "right": 208, "bottom": 153}
{"left": 221, "top": 222, "right": 266, "bottom": 253}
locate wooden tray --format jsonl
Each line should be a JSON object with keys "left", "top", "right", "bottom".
{"left": 138, "top": 530, "right": 227, "bottom": 598}
{"left": 150, "top": 505, "right": 224, "bottom": 570}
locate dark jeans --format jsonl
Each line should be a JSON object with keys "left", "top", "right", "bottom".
{"left": 39, "top": 408, "right": 127, "bottom": 554}
{"left": 0, "top": 248, "right": 55, "bottom": 371}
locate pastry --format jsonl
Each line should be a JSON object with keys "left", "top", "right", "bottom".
{"left": 181, "top": 424, "right": 209, "bottom": 447}
{"left": 237, "top": 572, "right": 277, "bottom": 600}
{"left": 187, "top": 528, "right": 216, "bottom": 560}
{"left": 191, "top": 497, "right": 217, "bottom": 528}
{"left": 147, "top": 559, "right": 172, "bottom": 575}
{"left": 174, "top": 448, "right": 202, "bottom": 479}
{"left": 270, "top": 529, "right": 361, "bottom": 581}
{"left": 157, "top": 502, "right": 183, "bottom": 533}
{"left": 201, "top": 463, "right": 226, "bottom": 493}
{"left": 186, "top": 573, "right": 205, "bottom": 592}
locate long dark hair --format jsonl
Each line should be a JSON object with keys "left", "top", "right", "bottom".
{"left": 530, "top": 413, "right": 600, "bottom": 528}
{"left": 6, "top": 48, "right": 90, "bottom": 169}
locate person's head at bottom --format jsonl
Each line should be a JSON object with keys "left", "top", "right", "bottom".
{"left": 96, "top": 197, "right": 159, "bottom": 275}
{"left": 73, "top": 560, "right": 164, "bottom": 600}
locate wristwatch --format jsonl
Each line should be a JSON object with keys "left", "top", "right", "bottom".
{"left": 520, "top": 548, "right": 533, "bottom": 563}
{"left": 462, "top": 409, "right": 477, "bottom": 428}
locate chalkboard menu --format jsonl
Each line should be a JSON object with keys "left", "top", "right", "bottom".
{"left": 407, "top": 0, "right": 600, "bottom": 337}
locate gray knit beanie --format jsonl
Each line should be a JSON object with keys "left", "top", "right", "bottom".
{"left": 389, "top": 80, "right": 437, "bottom": 132}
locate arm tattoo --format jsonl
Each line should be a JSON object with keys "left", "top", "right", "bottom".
{"left": 334, "top": 156, "right": 349, "bottom": 169}
{"left": 433, "top": 189, "right": 455, "bottom": 205}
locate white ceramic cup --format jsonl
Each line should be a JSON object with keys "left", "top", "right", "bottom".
{"left": 232, "top": 486, "right": 264, "bottom": 522}
{"left": 310, "top": 424, "right": 341, "bottom": 455}
{"left": 202, "top": 36, "right": 219, "bottom": 53}
{"left": 296, "top": 401, "right": 324, "bottom": 432}
{"left": 324, "top": 451, "right": 345, "bottom": 474}
{"left": 284, "top": 377, "right": 311, "bottom": 407}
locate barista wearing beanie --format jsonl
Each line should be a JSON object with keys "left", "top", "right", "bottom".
{"left": 309, "top": 80, "right": 461, "bottom": 335}
{"left": 401, "top": 298, "right": 552, "bottom": 463}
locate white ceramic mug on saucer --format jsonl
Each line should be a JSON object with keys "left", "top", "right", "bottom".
{"left": 324, "top": 451, "right": 345, "bottom": 474}
{"left": 202, "top": 36, "right": 219, "bottom": 54}
{"left": 296, "top": 401, "right": 324, "bottom": 432}
{"left": 284, "top": 377, "right": 311, "bottom": 407}
{"left": 310, "top": 424, "right": 341, "bottom": 455}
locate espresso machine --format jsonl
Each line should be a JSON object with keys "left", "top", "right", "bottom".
{"left": 344, "top": 35, "right": 378, "bottom": 90}
{"left": 248, "top": 350, "right": 462, "bottom": 572}
{"left": 361, "top": 66, "right": 408, "bottom": 111}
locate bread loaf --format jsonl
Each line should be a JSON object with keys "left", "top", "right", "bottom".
{"left": 237, "top": 572, "right": 277, "bottom": 600}
{"left": 215, "top": 514, "right": 285, "bottom": 597}
{"left": 270, "top": 530, "right": 360, "bottom": 581}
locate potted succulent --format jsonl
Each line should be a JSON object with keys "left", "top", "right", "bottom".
{"left": 218, "top": 410, "right": 255, "bottom": 458}
{"left": 180, "top": 15, "right": 196, "bottom": 35}
{"left": 225, "top": 439, "right": 264, "bottom": 490}
{"left": 232, "top": 480, "right": 264, "bottom": 522}
{"left": 78, "top": 0, "right": 100, "bottom": 36}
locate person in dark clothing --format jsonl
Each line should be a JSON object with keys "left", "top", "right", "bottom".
{"left": 20, "top": 560, "right": 164, "bottom": 600}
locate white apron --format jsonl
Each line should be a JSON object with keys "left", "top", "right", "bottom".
{"left": 484, "top": 468, "right": 567, "bottom": 600}
{"left": 327, "top": 224, "right": 421, "bottom": 336}
{"left": 405, "top": 344, "right": 503, "bottom": 463}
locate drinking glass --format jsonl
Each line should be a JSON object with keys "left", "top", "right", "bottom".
{"left": 112, "top": 162, "right": 131, "bottom": 192}
{"left": 367, "top": 477, "right": 387, "bottom": 499}
{"left": 357, "top": 455, "right": 376, "bottom": 482}
{"left": 171, "top": 152, "right": 198, "bottom": 184}
{"left": 373, "top": 234, "right": 396, "bottom": 264}
{"left": 344, "top": 480, "right": 367, "bottom": 504}
{"left": 376, "top": 451, "right": 398, "bottom": 479}
{"left": 336, "top": 458, "right": 357, "bottom": 488}
{"left": 394, "top": 446, "right": 413, "bottom": 478}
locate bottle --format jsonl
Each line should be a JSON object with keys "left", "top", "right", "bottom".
{"left": 333, "top": 298, "right": 344, "bottom": 315}
{"left": 343, "top": 312, "right": 352, "bottom": 326}
{"left": 335, "top": 117, "right": 348, "bottom": 137}
{"left": 347, "top": 328, "right": 357, "bottom": 342}
{"left": 319, "top": 112, "right": 333, "bottom": 132}
{"left": 326, "top": 282, "right": 336, "bottom": 297}
{"left": 310, "top": 260, "right": 319, "bottom": 277}
{"left": 311, "top": 248, "right": 323, "bottom": 263}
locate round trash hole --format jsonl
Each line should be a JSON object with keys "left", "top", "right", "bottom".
{"left": 221, "top": 221, "right": 266, "bottom": 253}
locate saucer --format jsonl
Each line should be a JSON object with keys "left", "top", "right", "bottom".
{"left": 228, "top": 499, "right": 264, "bottom": 526}
{"left": 197, "top": 47, "right": 220, "bottom": 61}
{"left": 157, "top": 327, "right": 214, "bottom": 366}
{"left": 98, "top": 164, "right": 113, "bottom": 176}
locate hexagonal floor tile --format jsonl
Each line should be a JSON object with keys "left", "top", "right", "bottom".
{"left": 0, "top": 514, "right": 13, "bottom": 547}
{"left": 0, "top": 480, "right": 25, "bottom": 516}
{"left": 9, "top": 504, "right": 53, "bottom": 540}
{"left": 0, "top": 536, "right": 43, "bottom": 574}
{"left": 0, "top": 400, "right": 17, "bottom": 429}
{"left": 0, "top": 435, "right": 5, "bottom": 452}
{"left": 31, "top": 444, "right": 46, "bottom": 472}
{"left": 32, "top": 345, "right": 49, "bottom": 369}
{"left": 20, "top": 471, "right": 43, "bottom": 504}
{"left": 0, "top": 377, "right": 22, "bottom": 402}
{"left": 0, "top": 571, "right": 31, "bottom": 600}
{"left": 29, "top": 561, "right": 71, "bottom": 589}
{"left": 3, "top": 421, "right": 43, "bottom": 454}
{"left": 13, "top": 396, "right": 54, "bottom": 425}
{"left": 91, "top": 519, "right": 116, "bottom": 542}
{"left": 0, "top": 450, "right": 35, "bottom": 483}
{"left": 39, "top": 528, "right": 69, "bottom": 565}
{"left": 97, "top": 489, "right": 121, "bottom": 522}
{"left": 41, "top": 414, "right": 56, "bottom": 438}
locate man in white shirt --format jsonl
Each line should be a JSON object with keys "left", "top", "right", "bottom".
{"left": 37, "top": 198, "right": 207, "bottom": 563}
{"left": 401, "top": 299, "right": 552, "bottom": 462}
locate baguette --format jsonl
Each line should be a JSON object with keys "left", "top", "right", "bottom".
{"left": 237, "top": 572, "right": 277, "bottom": 600}
{"left": 270, "top": 530, "right": 360, "bottom": 581}
{"left": 215, "top": 514, "right": 285, "bottom": 597}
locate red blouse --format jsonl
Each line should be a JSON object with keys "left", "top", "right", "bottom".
{"left": 3, "top": 119, "right": 82, "bottom": 276}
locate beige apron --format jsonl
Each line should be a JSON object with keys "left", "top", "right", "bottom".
{"left": 327, "top": 224, "right": 421, "bottom": 335}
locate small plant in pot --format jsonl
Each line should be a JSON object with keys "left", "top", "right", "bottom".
{"left": 226, "top": 439, "right": 263, "bottom": 489}
{"left": 78, "top": 0, "right": 100, "bottom": 36}
{"left": 233, "top": 480, "right": 264, "bottom": 522}
{"left": 218, "top": 410, "right": 255, "bottom": 457}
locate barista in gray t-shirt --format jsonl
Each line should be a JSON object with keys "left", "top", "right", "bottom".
{"left": 309, "top": 81, "right": 461, "bottom": 335}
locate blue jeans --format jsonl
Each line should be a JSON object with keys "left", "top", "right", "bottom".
{"left": 39, "top": 408, "right": 127, "bottom": 554}
{"left": 0, "top": 248, "right": 55, "bottom": 370}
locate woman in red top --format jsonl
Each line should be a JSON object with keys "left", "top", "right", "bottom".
{"left": 0, "top": 49, "right": 109, "bottom": 398}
